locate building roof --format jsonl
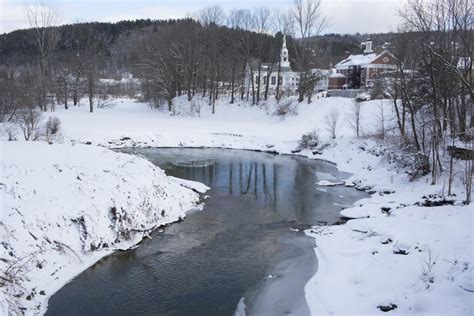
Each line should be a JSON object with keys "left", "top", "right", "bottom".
{"left": 335, "top": 53, "right": 377, "bottom": 68}
{"left": 329, "top": 73, "right": 346, "bottom": 78}
{"left": 335, "top": 50, "right": 395, "bottom": 69}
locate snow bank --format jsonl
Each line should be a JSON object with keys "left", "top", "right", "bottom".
{"left": 0, "top": 142, "right": 204, "bottom": 314}
{"left": 306, "top": 205, "right": 473, "bottom": 315}
{"left": 305, "top": 138, "right": 473, "bottom": 315}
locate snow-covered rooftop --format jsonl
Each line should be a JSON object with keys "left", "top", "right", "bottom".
{"left": 329, "top": 73, "right": 346, "bottom": 78}
{"left": 335, "top": 53, "right": 378, "bottom": 68}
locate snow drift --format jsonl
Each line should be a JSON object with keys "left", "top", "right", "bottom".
{"left": 0, "top": 142, "right": 206, "bottom": 314}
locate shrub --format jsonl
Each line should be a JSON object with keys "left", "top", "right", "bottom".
{"left": 43, "top": 116, "right": 63, "bottom": 143}
{"left": 273, "top": 98, "right": 297, "bottom": 116}
{"left": 96, "top": 94, "right": 115, "bottom": 109}
{"left": 2, "top": 124, "right": 19, "bottom": 141}
{"left": 385, "top": 142, "right": 430, "bottom": 180}
{"left": 299, "top": 129, "right": 319, "bottom": 149}
{"left": 46, "top": 116, "right": 61, "bottom": 135}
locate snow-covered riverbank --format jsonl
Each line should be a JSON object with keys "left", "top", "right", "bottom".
{"left": 304, "top": 140, "right": 473, "bottom": 315}
{"left": 1, "top": 96, "right": 472, "bottom": 315}
{"left": 0, "top": 142, "right": 207, "bottom": 315}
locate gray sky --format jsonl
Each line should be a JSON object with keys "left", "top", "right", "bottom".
{"left": 0, "top": 0, "right": 404, "bottom": 35}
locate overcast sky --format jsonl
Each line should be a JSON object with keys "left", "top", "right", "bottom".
{"left": 0, "top": 0, "right": 404, "bottom": 35}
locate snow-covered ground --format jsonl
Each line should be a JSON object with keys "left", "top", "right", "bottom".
{"left": 0, "top": 142, "right": 207, "bottom": 315}
{"left": 305, "top": 141, "right": 473, "bottom": 315}
{"left": 1, "top": 95, "right": 472, "bottom": 315}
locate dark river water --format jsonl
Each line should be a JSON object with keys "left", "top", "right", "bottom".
{"left": 46, "top": 148, "right": 367, "bottom": 316}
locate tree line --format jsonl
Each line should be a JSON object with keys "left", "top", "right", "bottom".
{"left": 0, "top": 0, "right": 331, "bottom": 116}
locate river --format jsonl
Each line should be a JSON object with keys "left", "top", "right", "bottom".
{"left": 46, "top": 148, "right": 367, "bottom": 316}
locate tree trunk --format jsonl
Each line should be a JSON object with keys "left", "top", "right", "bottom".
{"left": 275, "top": 61, "right": 282, "bottom": 101}
{"left": 230, "top": 61, "right": 235, "bottom": 104}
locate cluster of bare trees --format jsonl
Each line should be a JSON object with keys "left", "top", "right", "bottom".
{"left": 136, "top": 0, "right": 327, "bottom": 111}
{"left": 0, "top": 2, "right": 113, "bottom": 122}
{"left": 380, "top": 0, "right": 472, "bottom": 203}
{"left": 1, "top": 0, "right": 328, "bottom": 122}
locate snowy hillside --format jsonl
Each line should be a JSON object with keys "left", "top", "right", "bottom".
{"left": 0, "top": 142, "right": 206, "bottom": 314}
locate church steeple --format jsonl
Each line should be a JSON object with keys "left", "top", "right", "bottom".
{"left": 280, "top": 35, "right": 290, "bottom": 67}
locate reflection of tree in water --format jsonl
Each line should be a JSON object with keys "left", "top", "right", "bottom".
{"left": 217, "top": 160, "right": 284, "bottom": 210}
{"left": 171, "top": 154, "right": 323, "bottom": 220}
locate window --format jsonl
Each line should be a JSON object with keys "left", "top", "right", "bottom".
{"left": 263, "top": 76, "right": 267, "bottom": 84}
{"left": 296, "top": 77, "right": 299, "bottom": 82}
{"left": 278, "top": 76, "right": 283, "bottom": 84}
{"left": 255, "top": 76, "right": 259, "bottom": 82}
{"left": 271, "top": 76, "right": 276, "bottom": 85}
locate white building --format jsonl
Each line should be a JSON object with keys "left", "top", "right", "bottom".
{"left": 244, "top": 36, "right": 300, "bottom": 95}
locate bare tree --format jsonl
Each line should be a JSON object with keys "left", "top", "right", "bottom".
{"left": 348, "top": 99, "right": 362, "bottom": 138}
{"left": 26, "top": 1, "right": 60, "bottom": 111}
{"left": 139, "top": 29, "right": 178, "bottom": 113}
{"left": 13, "top": 107, "right": 42, "bottom": 141}
{"left": 399, "top": 0, "right": 473, "bottom": 188}
{"left": 291, "top": 0, "right": 327, "bottom": 102}
{"left": 197, "top": 6, "right": 226, "bottom": 113}
{"left": 375, "top": 102, "right": 386, "bottom": 140}
{"left": 197, "top": 5, "right": 225, "bottom": 26}
{"left": 54, "top": 56, "right": 72, "bottom": 110}
{"left": 324, "top": 108, "right": 340, "bottom": 139}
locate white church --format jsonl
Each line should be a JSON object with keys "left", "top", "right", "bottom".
{"left": 244, "top": 36, "right": 301, "bottom": 95}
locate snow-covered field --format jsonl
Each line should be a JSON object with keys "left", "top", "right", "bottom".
{"left": 1, "top": 95, "right": 472, "bottom": 315}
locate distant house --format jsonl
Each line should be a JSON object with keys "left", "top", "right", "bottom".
{"left": 328, "top": 39, "right": 398, "bottom": 90}
{"left": 312, "top": 68, "right": 330, "bottom": 91}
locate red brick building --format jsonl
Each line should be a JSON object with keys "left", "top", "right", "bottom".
{"left": 328, "top": 40, "right": 398, "bottom": 90}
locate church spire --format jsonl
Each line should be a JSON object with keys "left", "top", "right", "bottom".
{"left": 280, "top": 35, "right": 290, "bottom": 67}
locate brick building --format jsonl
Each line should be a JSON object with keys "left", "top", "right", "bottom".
{"left": 328, "top": 39, "right": 398, "bottom": 90}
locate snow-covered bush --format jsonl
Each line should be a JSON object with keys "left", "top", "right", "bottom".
{"left": 385, "top": 142, "right": 430, "bottom": 180}
{"left": 12, "top": 106, "right": 42, "bottom": 141}
{"left": 96, "top": 94, "right": 116, "bottom": 109}
{"left": 273, "top": 98, "right": 297, "bottom": 116}
{"left": 355, "top": 93, "right": 370, "bottom": 102}
{"left": 299, "top": 129, "right": 319, "bottom": 149}
{"left": 421, "top": 247, "right": 438, "bottom": 286}
{"left": 46, "top": 116, "right": 61, "bottom": 135}
{"left": 1, "top": 124, "right": 19, "bottom": 141}
{"left": 44, "top": 116, "right": 63, "bottom": 143}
